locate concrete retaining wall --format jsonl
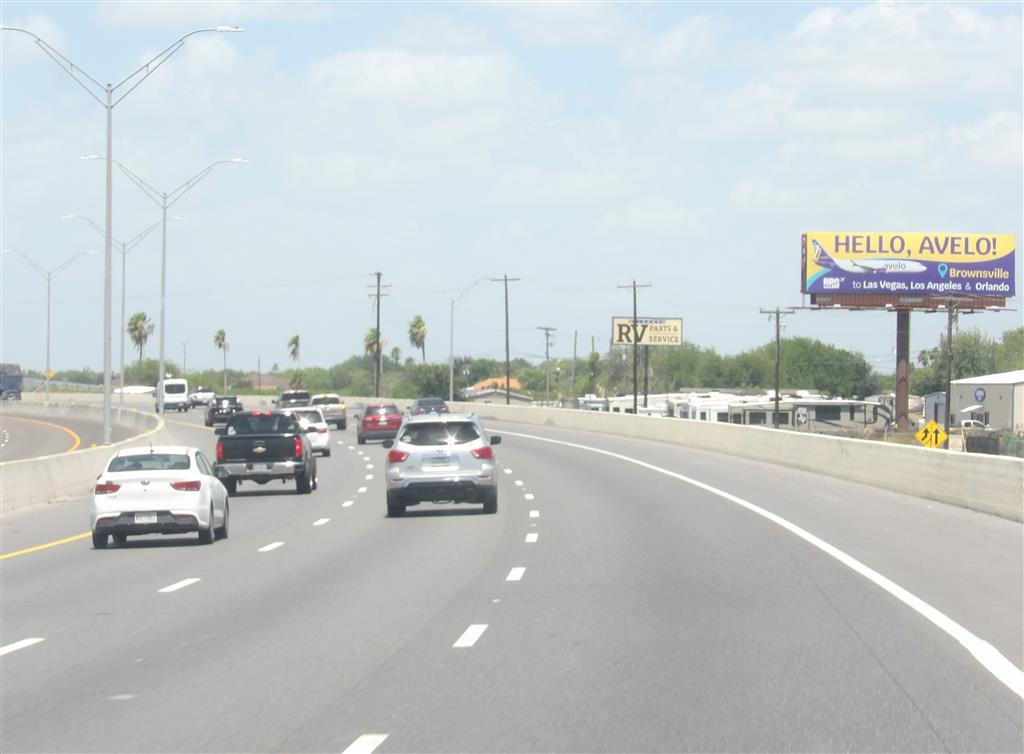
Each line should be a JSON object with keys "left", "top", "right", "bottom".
{"left": 1, "top": 401, "right": 166, "bottom": 514}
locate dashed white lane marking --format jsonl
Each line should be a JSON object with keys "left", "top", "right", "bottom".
{"left": 453, "top": 624, "right": 488, "bottom": 648}
{"left": 500, "top": 429, "right": 1024, "bottom": 701}
{"left": 366, "top": 464, "right": 374, "bottom": 469}
{"left": 529, "top": 510, "right": 540, "bottom": 518}
{"left": 524, "top": 493, "right": 535, "bottom": 501}
{"left": 525, "top": 533, "right": 539, "bottom": 543}
{"left": 258, "top": 541, "right": 284, "bottom": 553}
{"left": 313, "top": 518, "right": 330, "bottom": 526}
{"left": 506, "top": 567, "right": 526, "bottom": 582}
{"left": 341, "top": 733, "right": 389, "bottom": 754}
{"left": 514, "top": 480, "right": 524, "bottom": 487}
{"left": 342, "top": 500, "right": 354, "bottom": 508}
{"left": 365, "top": 474, "right": 374, "bottom": 480}
{"left": 107, "top": 694, "right": 136, "bottom": 701}
{"left": 503, "top": 468, "right": 513, "bottom": 474}
{"left": 158, "top": 578, "right": 200, "bottom": 593}
{"left": 358, "top": 486, "right": 368, "bottom": 493}
{"left": 0, "top": 637, "right": 45, "bottom": 656}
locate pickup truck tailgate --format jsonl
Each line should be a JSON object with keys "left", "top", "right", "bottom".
{"left": 219, "top": 435, "right": 297, "bottom": 462}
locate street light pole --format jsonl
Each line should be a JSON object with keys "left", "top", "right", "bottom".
{"left": 449, "top": 277, "right": 487, "bottom": 402}
{"left": 2, "top": 249, "right": 97, "bottom": 401}
{"left": 3, "top": 24, "right": 244, "bottom": 441}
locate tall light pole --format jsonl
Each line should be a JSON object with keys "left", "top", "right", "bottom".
{"left": 2, "top": 249, "right": 98, "bottom": 401}
{"left": 62, "top": 214, "right": 175, "bottom": 403}
{"left": 450, "top": 277, "right": 488, "bottom": 401}
{"left": 2, "top": 24, "right": 244, "bottom": 441}
{"left": 181, "top": 340, "right": 190, "bottom": 377}
{"left": 84, "top": 156, "right": 248, "bottom": 412}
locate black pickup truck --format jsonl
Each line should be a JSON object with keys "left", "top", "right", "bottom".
{"left": 213, "top": 411, "right": 317, "bottom": 495}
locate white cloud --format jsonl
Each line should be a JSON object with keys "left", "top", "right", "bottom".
{"left": 730, "top": 178, "right": 801, "bottom": 210}
{"left": 599, "top": 197, "right": 711, "bottom": 234}
{"left": 623, "top": 16, "right": 719, "bottom": 68}
{"left": 793, "top": 7, "right": 841, "bottom": 38}
{"left": 493, "top": 165, "right": 624, "bottom": 206}
{"left": 93, "top": 1, "right": 330, "bottom": 27}
{"left": 494, "top": 1, "right": 623, "bottom": 46}
{"left": 306, "top": 49, "right": 523, "bottom": 107}
{"left": 948, "top": 111, "right": 1023, "bottom": 167}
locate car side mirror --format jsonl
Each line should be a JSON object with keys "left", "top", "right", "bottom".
{"left": 382, "top": 439, "right": 394, "bottom": 449}
{"left": 214, "top": 427, "right": 226, "bottom": 436}
{"left": 490, "top": 435, "right": 502, "bottom": 445}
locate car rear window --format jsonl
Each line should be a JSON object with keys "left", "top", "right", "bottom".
{"left": 109, "top": 453, "right": 191, "bottom": 472}
{"left": 226, "top": 414, "right": 299, "bottom": 434}
{"left": 366, "top": 405, "right": 400, "bottom": 416}
{"left": 399, "top": 422, "right": 480, "bottom": 446}
{"left": 291, "top": 410, "right": 324, "bottom": 423}
{"left": 282, "top": 391, "right": 310, "bottom": 400}
{"left": 165, "top": 384, "right": 186, "bottom": 394}
{"left": 312, "top": 396, "right": 340, "bottom": 405}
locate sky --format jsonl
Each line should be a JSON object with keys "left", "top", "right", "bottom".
{"left": 1, "top": 1, "right": 1021, "bottom": 377}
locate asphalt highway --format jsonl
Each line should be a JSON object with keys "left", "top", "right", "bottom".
{"left": 0, "top": 409, "right": 132, "bottom": 462}
{"left": 1, "top": 412, "right": 1021, "bottom": 752}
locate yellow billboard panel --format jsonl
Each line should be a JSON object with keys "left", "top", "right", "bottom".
{"left": 611, "top": 317, "right": 682, "bottom": 346}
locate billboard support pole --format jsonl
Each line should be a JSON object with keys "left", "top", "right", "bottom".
{"left": 895, "top": 310, "right": 911, "bottom": 432}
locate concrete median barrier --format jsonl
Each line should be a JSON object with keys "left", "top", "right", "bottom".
{"left": 1, "top": 401, "right": 166, "bottom": 514}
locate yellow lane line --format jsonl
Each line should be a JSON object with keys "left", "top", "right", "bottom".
{"left": 0, "top": 532, "right": 91, "bottom": 560}
{"left": 2, "top": 415, "right": 82, "bottom": 452}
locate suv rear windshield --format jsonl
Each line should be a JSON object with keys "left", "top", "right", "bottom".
{"left": 399, "top": 422, "right": 480, "bottom": 446}
{"left": 226, "top": 414, "right": 299, "bottom": 434}
{"left": 365, "top": 405, "right": 400, "bottom": 416}
{"left": 281, "top": 391, "right": 310, "bottom": 400}
{"left": 109, "top": 453, "right": 191, "bottom": 472}
{"left": 213, "top": 396, "right": 239, "bottom": 404}
{"left": 312, "top": 396, "right": 340, "bottom": 405}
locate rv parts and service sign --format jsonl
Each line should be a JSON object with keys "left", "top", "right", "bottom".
{"left": 801, "top": 232, "right": 1016, "bottom": 297}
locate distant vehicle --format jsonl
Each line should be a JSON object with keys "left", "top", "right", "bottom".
{"left": 409, "top": 397, "right": 449, "bottom": 416}
{"left": 157, "top": 378, "right": 189, "bottom": 413}
{"left": 960, "top": 419, "right": 989, "bottom": 429}
{"left": 311, "top": 393, "right": 347, "bottom": 430}
{"left": 189, "top": 386, "right": 216, "bottom": 407}
{"left": 357, "top": 403, "right": 403, "bottom": 445}
{"left": 204, "top": 395, "right": 244, "bottom": 427}
{"left": 812, "top": 239, "right": 927, "bottom": 275}
{"left": 275, "top": 389, "right": 311, "bottom": 408}
{"left": 383, "top": 413, "right": 501, "bottom": 517}
{"left": 213, "top": 410, "right": 317, "bottom": 495}
{"left": 90, "top": 445, "right": 229, "bottom": 549}
{"left": 0, "top": 363, "right": 23, "bottom": 400}
{"left": 288, "top": 407, "right": 332, "bottom": 456}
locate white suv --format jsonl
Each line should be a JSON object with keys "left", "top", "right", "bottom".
{"left": 383, "top": 414, "right": 501, "bottom": 517}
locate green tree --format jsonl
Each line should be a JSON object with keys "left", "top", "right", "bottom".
{"left": 288, "top": 334, "right": 302, "bottom": 388}
{"left": 214, "top": 329, "right": 229, "bottom": 393}
{"left": 126, "top": 311, "right": 154, "bottom": 363}
{"left": 364, "top": 328, "right": 380, "bottom": 358}
{"left": 408, "top": 315, "right": 427, "bottom": 362}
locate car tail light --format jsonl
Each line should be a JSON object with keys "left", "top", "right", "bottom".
{"left": 94, "top": 482, "right": 121, "bottom": 495}
{"left": 216, "top": 439, "right": 224, "bottom": 461}
{"left": 170, "top": 480, "right": 202, "bottom": 492}
{"left": 471, "top": 446, "right": 494, "bottom": 460}
{"left": 316, "top": 426, "right": 327, "bottom": 434}
{"left": 175, "top": 514, "right": 197, "bottom": 523}
{"left": 294, "top": 436, "right": 303, "bottom": 458}
{"left": 387, "top": 449, "right": 409, "bottom": 463}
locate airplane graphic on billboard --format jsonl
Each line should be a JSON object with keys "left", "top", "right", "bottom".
{"left": 812, "top": 239, "right": 927, "bottom": 275}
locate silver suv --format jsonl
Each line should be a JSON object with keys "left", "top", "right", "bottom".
{"left": 382, "top": 413, "right": 501, "bottom": 517}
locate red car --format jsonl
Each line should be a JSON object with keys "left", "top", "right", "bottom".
{"left": 357, "top": 403, "right": 403, "bottom": 444}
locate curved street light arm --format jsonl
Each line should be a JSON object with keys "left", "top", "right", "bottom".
{"left": 454, "top": 276, "right": 489, "bottom": 308}
{"left": 166, "top": 159, "right": 246, "bottom": 208}
{"left": 52, "top": 251, "right": 95, "bottom": 278}
{"left": 8, "top": 249, "right": 48, "bottom": 279}
{"left": 1, "top": 27, "right": 107, "bottom": 105}
{"left": 124, "top": 219, "right": 164, "bottom": 252}
{"left": 114, "top": 160, "right": 164, "bottom": 207}
{"left": 62, "top": 214, "right": 124, "bottom": 247}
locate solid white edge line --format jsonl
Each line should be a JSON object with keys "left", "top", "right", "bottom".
{"left": 313, "top": 518, "right": 330, "bottom": 526}
{"left": 341, "top": 733, "right": 389, "bottom": 754}
{"left": 258, "top": 541, "right": 284, "bottom": 553}
{"left": 158, "top": 578, "right": 201, "bottom": 593}
{"left": 0, "top": 637, "right": 45, "bottom": 656}
{"left": 453, "top": 623, "right": 488, "bottom": 648}
{"left": 525, "top": 532, "right": 539, "bottom": 543}
{"left": 506, "top": 566, "right": 526, "bottom": 581}
{"left": 499, "top": 428, "right": 1024, "bottom": 700}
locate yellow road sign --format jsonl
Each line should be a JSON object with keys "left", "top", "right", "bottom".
{"left": 45, "top": 369, "right": 55, "bottom": 379}
{"left": 916, "top": 419, "right": 948, "bottom": 449}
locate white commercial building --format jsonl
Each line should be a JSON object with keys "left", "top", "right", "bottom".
{"left": 949, "top": 370, "right": 1024, "bottom": 431}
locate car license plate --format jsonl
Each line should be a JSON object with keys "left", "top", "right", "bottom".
{"left": 134, "top": 512, "right": 157, "bottom": 525}
{"left": 431, "top": 456, "right": 451, "bottom": 466}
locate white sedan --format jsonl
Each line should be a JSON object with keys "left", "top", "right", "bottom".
{"left": 91, "top": 445, "right": 229, "bottom": 549}
{"left": 289, "top": 407, "right": 332, "bottom": 456}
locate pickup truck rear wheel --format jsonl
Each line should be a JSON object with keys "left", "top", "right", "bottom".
{"left": 296, "top": 469, "right": 312, "bottom": 494}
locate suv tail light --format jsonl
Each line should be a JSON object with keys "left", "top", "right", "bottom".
{"left": 170, "top": 480, "right": 202, "bottom": 492}
{"left": 316, "top": 426, "right": 327, "bottom": 434}
{"left": 387, "top": 449, "right": 409, "bottom": 463}
{"left": 94, "top": 482, "right": 121, "bottom": 495}
{"left": 471, "top": 446, "right": 494, "bottom": 460}
{"left": 294, "top": 436, "right": 303, "bottom": 458}
{"left": 216, "top": 439, "right": 224, "bottom": 461}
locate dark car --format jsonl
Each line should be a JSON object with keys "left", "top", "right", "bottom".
{"left": 357, "top": 403, "right": 403, "bottom": 445}
{"left": 409, "top": 397, "right": 450, "bottom": 416}
{"left": 275, "top": 389, "right": 311, "bottom": 408}
{"left": 204, "top": 395, "right": 244, "bottom": 426}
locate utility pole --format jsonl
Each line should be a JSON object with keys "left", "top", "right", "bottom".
{"left": 490, "top": 274, "right": 520, "bottom": 405}
{"left": 617, "top": 279, "right": 651, "bottom": 414}
{"left": 643, "top": 345, "right": 650, "bottom": 408}
{"left": 942, "top": 303, "right": 956, "bottom": 449}
{"left": 367, "top": 272, "right": 390, "bottom": 397}
{"left": 571, "top": 330, "right": 578, "bottom": 404}
{"left": 537, "top": 326, "right": 556, "bottom": 404}
{"left": 257, "top": 354, "right": 261, "bottom": 394}
{"left": 760, "top": 307, "right": 797, "bottom": 428}
{"left": 181, "top": 340, "right": 188, "bottom": 376}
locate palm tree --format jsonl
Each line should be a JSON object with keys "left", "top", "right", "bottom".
{"left": 214, "top": 329, "right": 229, "bottom": 393}
{"left": 389, "top": 346, "right": 402, "bottom": 367}
{"left": 364, "top": 328, "right": 380, "bottom": 358}
{"left": 287, "top": 334, "right": 300, "bottom": 367}
{"left": 127, "top": 311, "right": 154, "bottom": 363}
{"left": 408, "top": 315, "right": 427, "bottom": 362}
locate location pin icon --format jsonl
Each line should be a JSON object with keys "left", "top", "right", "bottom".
{"left": 937, "top": 263, "right": 949, "bottom": 279}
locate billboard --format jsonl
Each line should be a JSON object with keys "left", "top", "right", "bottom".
{"left": 802, "top": 232, "right": 1016, "bottom": 298}
{"left": 611, "top": 317, "right": 682, "bottom": 346}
